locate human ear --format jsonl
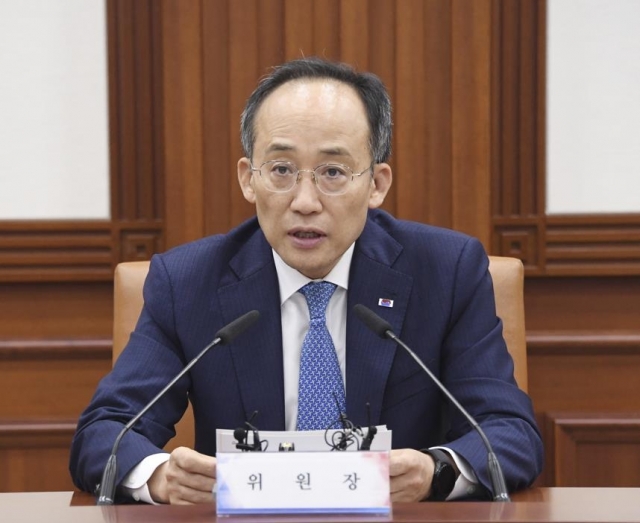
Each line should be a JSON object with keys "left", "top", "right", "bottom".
{"left": 368, "top": 163, "right": 392, "bottom": 208}
{"left": 238, "top": 158, "right": 256, "bottom": 204}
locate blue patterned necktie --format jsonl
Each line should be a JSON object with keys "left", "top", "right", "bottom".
{"left": 296, "top": 281, "right": 347, "bottom": 431}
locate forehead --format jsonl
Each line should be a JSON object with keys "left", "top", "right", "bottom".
{"left": 254, "top": 79, "right": 370, "bottom": 141}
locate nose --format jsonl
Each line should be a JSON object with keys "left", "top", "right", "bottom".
{"left": 290, "top": 171, "right": 322, "bottom": 213}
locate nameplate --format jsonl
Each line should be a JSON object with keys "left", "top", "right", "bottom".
{"left": 216, "top": 451, "right": 390, "bottom": 515}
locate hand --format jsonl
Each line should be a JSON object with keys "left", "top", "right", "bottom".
{"left": 389, "top": 448, "right": 435, "bottom": 502}
{"left": 148, "top": 447, "right": 216, "bottom": 505}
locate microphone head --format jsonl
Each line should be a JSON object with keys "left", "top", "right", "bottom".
{"left": 215, "top": 310, "right": 260, "bottom": 344}
{"left": 233, "top": 427, "right": 247, "bottom": 443}
{"left": 354, "top": 304, "right": 393, "bottom": 339}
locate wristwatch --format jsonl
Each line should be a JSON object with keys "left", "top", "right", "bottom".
{"left": 425, "top": 449, "right": 459, "bottom": 501}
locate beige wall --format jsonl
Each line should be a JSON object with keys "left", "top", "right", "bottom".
{"left": 0, "top": 0, "right": 109, "bottom": 219}
{"left": 547, "top": 0, "right": 640, "bottom": 213}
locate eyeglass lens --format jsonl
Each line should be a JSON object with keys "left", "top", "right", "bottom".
{"left": 260, "top": 161, "right": 353, "bottom": 195}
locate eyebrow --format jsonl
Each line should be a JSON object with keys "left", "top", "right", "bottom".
{"left": 318, "top": 146, "right": 354, "bottom": 160}
{"left": 264, "top": 143, "right": 354, "bottom": 161}
{"left": 264, "top": 143, "right": 295, "bottom": 154}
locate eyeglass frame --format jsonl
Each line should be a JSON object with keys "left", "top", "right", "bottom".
{"left": 249, "top": 160, "right": 374, "bottom": 196}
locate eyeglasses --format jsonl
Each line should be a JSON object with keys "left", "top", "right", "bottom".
{"left": 250, "top": 160, "right": 373, "bottom": 196}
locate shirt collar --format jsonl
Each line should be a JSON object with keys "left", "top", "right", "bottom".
{"left": 272, "top": 244, "right": 355, "bottom": 306}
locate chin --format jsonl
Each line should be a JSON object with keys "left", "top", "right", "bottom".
{"left": 294, "top": 262, "right": 327, "bottom": 280}
{"left": 294, "top": 265, "right": 320, "bottom": 279}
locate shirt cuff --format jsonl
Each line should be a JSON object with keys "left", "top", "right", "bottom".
{"left": 430, "top": 446, "right": 480, "bottom": 500}
{"left": 120, "top": 453, "right": 170, "bottom": 504}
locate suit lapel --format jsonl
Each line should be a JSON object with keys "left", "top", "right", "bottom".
{"left": 217, "top": 231, "right": 286, "bottom": 430}
{"left": 346, "top": 218, "right": 413, "bottom": 427}
{"left": 216, "top": 215, "right": 413, "bottom": 431}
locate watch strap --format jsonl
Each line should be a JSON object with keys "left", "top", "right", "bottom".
{"left": 424, "top": 448, "right": 459, "bottom": 501}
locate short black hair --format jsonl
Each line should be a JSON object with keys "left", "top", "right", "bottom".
{"left": 240, "top": 57, "right": 392, "bottom": 163}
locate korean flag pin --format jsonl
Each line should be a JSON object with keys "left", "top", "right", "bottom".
{"left": 378, "top": 298, "right": 394, "bottom": 308}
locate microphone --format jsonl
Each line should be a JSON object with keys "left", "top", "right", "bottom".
{"left": 360, "top": 402, "right": 377, "bottom": 451}
{"left": 233, "top": 427, "right": 248, "bottom": 447}
{"left": 234, "top": 411, "right": 263, "bottom": 452}
{"left": 353, "top": 304, "right": 510, "bottom": 502}
{"left": 96, "top": 309, "right": 260, "bottom": 505}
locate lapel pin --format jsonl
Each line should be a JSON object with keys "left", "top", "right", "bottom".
{"left": 378, "top": 298, "right": 394, "bottom": 308}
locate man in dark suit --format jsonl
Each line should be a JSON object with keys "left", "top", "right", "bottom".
{"left": 70, "top": 57, "right": 543, "bottom": 504}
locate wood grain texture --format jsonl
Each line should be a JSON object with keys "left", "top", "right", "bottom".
{"left": 0, "top": 421, "right": 77, "bottom": 492}
{"left": 490, "top": 0, "right": 546, "bottom": 272}
{"left": 108, "top": 0, "right": 166, "bottom": 258}
{"left": 161, "top": 0, "right": 205, "bottom": 248}
{"left": 528, "top": 334, "right": 640, "bottom": 488}
{"left": 226, "top": 0, "right": 262, "bottom": 228}
{"left": 0, "top": 340, "right": 111, "bottom": 419}
{"left": 0, "top": 283, "right": 112, "bottom": 338}
{"left": 451, "top": 0, "right": 491, "bottom": 246}
{"left": 544, "top": 215, "right": 640, "bottom": 275}
{"left": 0, "top": 222, "right": 113, "bottom": 282}
{"left": 2, "top": 0, "right": 639, "bottom": 281}
{"left": 525, "top": 276, "right": 640, "bottom": 331}
{"left": 529, "top": 344, "right": 640, "bottom": 414}
{"left": 202, "top": 0, "right": 232, "bottom": 235}
{"left": 394, "top": 1, "right": 453, "bottom": 228}
{"left": 0, "top": 342, "right": 109, "bottom": 492}
{"left": 548, "top": 414, "right": 640, "bottom": 487}
{"left": 0, "top": 339, "right": 110, "bottom": 493}
{"left": 35, "top": 488, "right": 640, "bottom": 520}
{"left": 156, "top": 0, "right": 497, "bottom": 248}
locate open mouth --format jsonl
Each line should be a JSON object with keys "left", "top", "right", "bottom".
{"left": 293, "top": 231, "right": 322, "bottom": 239}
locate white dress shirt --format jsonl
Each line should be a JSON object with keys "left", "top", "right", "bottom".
{"left": 274, "top": 244, "right": 353, "bottom": 430}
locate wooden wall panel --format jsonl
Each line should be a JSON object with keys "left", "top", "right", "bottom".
{"left": 202, "top": 0, "right": 232, "bottom": 235}
{"left": 528, "top": 336, "right": 640, "bottom": 488}
{"left": 525, "top": 277, "right": 640, "bottom": 332}
{"left": 108, "top": 0, "right": 164, "bottom": 222}
{"left": 545, "top": 215, "right": 640, "bottom": 276}
{"left": 488, "top": 1, "right": 640, "bottom": 481}
{"left": 0, "top": 341, "right": 111, "bottom": 419}
{"left": 394, "top": 0, "right": 430, "bottom": 224}
{"left": 548, "top": 415, "right": 640, "bottom": 487}
{"left": 0, "top": 422, "right": 77, "bottom": 492}
{"left": 0, "top": 284, "right": 112, "bottom": 338}
{"left": 340, "top": 0, "right": 368, "bottom": 65}
{"left": 395, "top": 1, "right": 451, "bottom": 228}
{"left": 451, "top": 0, "right": 492, "bottom": 246}
{"left": 161, "top": 0, "right": 205, "bottom": 248}
{"left": 0, "top": 342, "right": 110, "bottom": 492}
{"left": 528, "top": 340, "right": 640, "bottom": 414}
{"left": 491, "top": 0, "right": 545, "bottom": 272}
{"left": 160, "top": 0, "right": 496, "bottom": 247}
{"left": 108, "top": 0, "right": 165, "bottom": 260}
{"left": 226, "top": 0, "right": 262, "bottom": 229}
{"left": 366, "top": 0, "right": 396, "bottom": 215}
{"left": 490, "top": 0, "right": 640, "bottom": 276}
{"left": 0, "top": 0, "right": 165, "bottom": 285}
{"left": 2, "top": 9, "right": 637, "bottom": 278}
{"left": 0, "top": 223, "right": 112, "bottom": 282}
{"left": 0, "top": 1, "right": 163, "bottom": 492}
{"left": 525, "top": 275, "right": 640, "bottom": 487}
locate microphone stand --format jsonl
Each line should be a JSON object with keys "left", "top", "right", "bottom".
{"left": 96, "top": 310, "right": 260, "bottom": 505}
{"left": 354, "top": 304, "right": 510, "bottom": 502}
{"left": 97, "top": 338, "right": 219, "bottom": 504}
{"left": 386, "top": 330, "right": 510, "bottom": 502}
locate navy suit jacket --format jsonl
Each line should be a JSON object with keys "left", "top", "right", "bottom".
{"left": 70, "top": 209, "right": 543, "bottom": 496}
